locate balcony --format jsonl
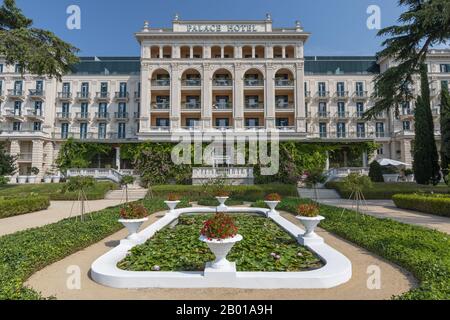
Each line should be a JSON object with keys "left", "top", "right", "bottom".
{"left": 57, "top": 92, "right": 73, "bottom": 101}
{"left": 213, "top": 79, "right": 233, "bottom": 87}
{"left": 114, "top": 112, "right": 129, "bottom": 121}
{"left": 276, "top": 126, "right": 296, "bottom": 132}
{"left": 276, "top": 102, "right": 295, "bottom": 111}
{"left": 334, "top": 91, "right": 349, "bottom": 100}
{"left": 316, "top": 91, "right": 330, "bottom": 100}
{"left": 151, "top": 79, "right": 171, "bottom": 88}
{"left": 75, "top": 112, "right": 90, "bottom": 121}
{"left": 29, "top": 89, "right": 45, "bottom": 100}
{"left": 0, "top": 125, "right": 45, "bottom": 137}
{"left": 95, "top": 92, "right": 110, "bottom": 102}
{"left": 3, "top": 110, "right": 24, "bottom": 120}
{"left": 7, "top": 89, "right": 25, "bottom": 100}
{"left": 354, "top": 112, "right": 365, "bottom": 119}
{"left": 108, "top": 132, "right": 128, "bottom": 140}
{"left": 182, "top": 102, "right": 201, "bottom": 111}
{"left": 213, "top": 102, "right": 233, "bottom": 111}
{"left": 115, "top": 92, "right": 129, "bottom": 102}
{"left": 152, "top": 102, "right": 170, "bottom": 111}
{"left": 76, "top": 92, "right": 91, "bottom": 102}
{"left": 213, "top": 126, "right": 233, "bottom": 132}
{"left": 245, "top": 126, "right": 265, "bottom": 131}
{"left": 56, "top": 112, "right": 72, "bottom": 120}
{"left": 317, "top": 111, "right": 331, "bottom": 119}
{"left": 94, "top": 112, "right": 110, "bottom": 121}
{"left": 26, "top": 110, "right": 44, "bottom": 120}
{"left": 352, "top": 91, "right": 369, "bottom": 101}
{"left": 275, "top": 79, "right": 294, "bottom": 87}
{"left": 244, "top": 79, "right": 264, "bottom": 87}
{"left": 335, "top": 112, "right": 351, "bottom": 119}
{"left": 181, "top": 79, "right": 201, "bottom": 87}
{"left": 245, "top": 102, "right": 264, "bottom": 111}
{"left": 399, "top": 110, "right": 414, "bottom": 120}
{"left": 150, "top": 126, "right": 170, "bottom": 132}
{"left": 375, "top": 132, "right": 387, "bottom": 138}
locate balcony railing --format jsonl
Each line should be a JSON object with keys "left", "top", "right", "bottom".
{"left": 57, "top": 92, "right": 72, "bottom": 100}
{"left": 152, "top": 102, "right": 170, "bottom": 110}
{"left": 335, "top": 91, "right": 349, "bottom": 99}
{"left": 3, "top": 110, "right": 23, "bottom": 118}
{"left": 7, "top": 90, "right": 25, "bottom": 98}
{"left": 244, "top": 79, "right": 264, "bottom": 87}
{"left": 115, "top": 92, "right": 129, "bottom": 100}
{"left": 182, "top": 102, "right": 201, "bottom": 110}
{"left": 76, "top": 92, "right": 91, "bottom": 100}
{"left": 375, "top": 132, "right": 386, "bottom": 138}
{"left": 317, "top": 111, "right": 331, "bottom": 118}
{"left": 29, "top": 89, "right": 45, "bottom": 99}
{"left": 75, "top": 112, "right": 90, "bottom": 120}
{"left": 353, "top": 91, "right": 369, "bottom": 99}
{"left": 150, "top": 126, "right": 170, "bottom": 131}
{"left": 276, "top": 126, "right": 296, "bottom": 132}
{"left": 151, "top": 79, "right": 171, "bottom": 87}
{"left": 316, "top": 91, "right": 330, "bottom": 99}
{"left": 95, "top": 92, "right": 110, "bottom": 100}
{"left": 94, "top": 112, "right": 110, "bottom": 120}
{"left": 26, "top": 110, "right": 44, "bottom": 118}
{"left": 276, "top": 102, "right": 295, "bottom": 110}
{"left": 354, "top": 112, "right": 365, "bottom": 118}
{"left": 213, "top": 79, "right": 232, "bottom": 87}
{"left": 182, "top": 79, "right": 201, "bottom": 87}
{"left": 213, "top": 102, "right": 233, "bottom": 110}
{"left": 275, "top": 79, "right": 294, "bottom": 87}
{"left": 114, "top": 112, "right": 129, "bottom": 120}
{"left": 335, "top": 112, "right": 351, "bottom": 119}
{"left": 109, "top": 132, "right": 128, "bottom": 140}
{"left": 245, "top": 102, "right": 264, "bottom": 110}
{"left": 56, "top": 112, "right": 72, "bottom": 120}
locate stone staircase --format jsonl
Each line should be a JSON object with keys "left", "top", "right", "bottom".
{"left": 105, "top": 188, "right": 148, "bottom": 201}
{"left": 298, "top": 188, "right": 341, "bottom": 200}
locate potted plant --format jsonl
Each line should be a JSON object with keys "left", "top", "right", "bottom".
{"left": 215, "top": 190, "right": 230, "bottom": 210}
{"left": 403, "top": 169, "right": 414, "bottom": 182}
{"left": 296, "top": 203, "right": 325, "bottom": 238}
{"left": 28, "top": 167, "right": 40, "bottom": 184}
{"left": 17, "top": 174, "right": 28, "bottom": 184}
{"left": 199, "top": 213, "right": 242, "bottom": 270}
{"left": 164, "top": 193, "right": 181, "bottom": 212}
{"left": 382, "top": 166, "right": 399, "bottom": 182}
{"left": 118, "top": 203, "right": 149, "bottom": 241}
{"left": 43, "top": 169, "right": 53, "bottom": 183}
{"left": 264, "top": 193, "right": 282, "bottom": 215}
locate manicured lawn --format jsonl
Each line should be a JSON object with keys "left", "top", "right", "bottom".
{"left": 0, "top": 181, "right": 118, "bottom": 201}
{"left": 0, "top": 196, "right": 50, "bottom": 219}
{"left": 393, "top": 194, "right": 450, "bottom": 217}
{"left": 117, "top": 214, "right": 323, "bottom": 272}
{"left": 268, "top": 197, "right": 450, "bottom": 300}
{"left": 326, "top": 181, "right": 449, "bottom": 200}
{"left": 151, "top": 184, "right": 298, "bottom": 202}
{"left": 196, "top": 198, "right": 244, "bottom": 206}
{"left": 0, "top": 198, "right": 182, "bottom": 300}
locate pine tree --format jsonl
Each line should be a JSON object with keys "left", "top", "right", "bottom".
{"left": 413, "top": 65, "right": 441, "bottom": 185}
{"left": 440, "top": 86, "right": 450, "bottom": 180}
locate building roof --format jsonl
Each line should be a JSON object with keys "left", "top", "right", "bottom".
{"left": 69, "top": 56, "right": 380, "bottom": 76}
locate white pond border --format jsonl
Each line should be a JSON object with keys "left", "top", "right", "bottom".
{"left": 91, "top": 206, "right": 352, "bottom": 289}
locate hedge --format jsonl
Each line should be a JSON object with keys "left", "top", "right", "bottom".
{"left": 0, "top": 196, "right": 50, "bottom": 219}
{"left": 273, "top": 197, "right": 450, "bottom": 300}
{"left": 150, "top": 184, "right": 297, "bottom": 202}
{"left": 392, "top": 194, "right": 450, "bottom": 217}
{"left": 0, "top": 198, "right": 180, "bottom": 300}
{"left": 326, "top": 181, "right": 449, "bottom": 200}
{"left": 0, "top": 181, "right": 118, "bottom": 201}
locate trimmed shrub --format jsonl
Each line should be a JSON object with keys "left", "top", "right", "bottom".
{"left": 0, "top": 196, "right": 50, "bottom": 219}
{"left": 392, "top": 194, "right": 450, "bottom": 217}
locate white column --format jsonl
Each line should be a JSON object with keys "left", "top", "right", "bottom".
{"left": 32, "top": 140, "right": 44, "bottom": 182}
{"left": 282, "top": 46, "right": 286, "bottom": 59}
{"left": 204, "top": 46, "right": 211, "bottom": 59}
{"left": 190, "top": 46, "right": 194, "bottom": 59}
{"left": 236, "top": 45, "right": 242, "bottom": 59}
{"left": 140, "top": 65, "right": 151, "bottom": 132}
{"left": 295, "top": 63, "right": 306, "bottom": 132}
{"left": 234, "top": 66, "right": 245, "bottom": 129}
{"left": 265, "top": 66, "right": 276, "bottom": 129}
{"left": 159, "top": 47, "right": 163, "bottom": 59}
{"left": 170, "top": 64, "right": 181, "bottom": 130}
{"left": 202, "top": 64, "right": 213, "bottom": 129}
{"left": 221, "top": 46, "right": 225, "bottom": 59}
{"left": 10, "top": 140, "right": 20, "bottom": 177}
{"left": 252, "top": 46, "right": 256, "bottom": 59}
{"left": 115, "top": 147, "right": 121, "bottom": 170}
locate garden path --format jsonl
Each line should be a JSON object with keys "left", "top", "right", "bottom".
{"left": 0, "top": 200, "right": 123, "bottom": 237}
{"left": 317, "top": 199, "right": 450, "bottom": 234}
{"left": 26, "top": 209, "right": 416, "bottom": 300}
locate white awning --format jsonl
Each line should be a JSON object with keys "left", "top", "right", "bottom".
{"left": 377, "top": 158, "right": 409, "bottom": 167}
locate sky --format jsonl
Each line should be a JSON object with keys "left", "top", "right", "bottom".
{"left": 15, "top": 0, "right": 405, "bottom": 57}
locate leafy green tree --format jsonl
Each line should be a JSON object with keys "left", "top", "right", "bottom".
{"left": 0, "top": 143, "right": 16, "bottom": 176}
{"left": 365, "top": 0, "right": 450, "bottom": 119}
{"left": 369, "top": 161, "right": 384, "bottom": 182}
{"left": 413, "top": 65, "right": 441, "bottom": 185}
{"left": 0, "top": 0, "right": 79, "bottom": 79}
{"left": 440, "top": 86, "right": 450, "bottom": 180}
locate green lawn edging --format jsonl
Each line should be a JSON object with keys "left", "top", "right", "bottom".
{"left": 0, "top": 196, "right": 50, "bottom": 219}
{"left": 0, "top": 198, "right": 173, "bottom": 300}
{"left": 274, "top": 197, "right": 450, "bottom": 300}
{"left": 392, "top": 194, "right": 450, "bottom": 217}
{"left": 326, "top": 181, "right": 449, "bottom": 200}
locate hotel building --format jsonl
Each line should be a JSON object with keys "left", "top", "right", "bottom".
{"left": 0, "top": 16, "right": 448, "bottom": 180}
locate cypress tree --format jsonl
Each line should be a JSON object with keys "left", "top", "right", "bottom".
{"left": 440, "top": 86, "right": 450, "bottom": 180}
{"left": 369, "top": 161, "right": 383, "bottom": 182}
{"left": 413, "top": 65, "right": 441, "bottom": 185}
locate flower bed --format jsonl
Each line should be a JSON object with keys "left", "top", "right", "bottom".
{"left": 392, "top": 194, "right": 450, "bottom": 217}
{"left": 270, "top": 197, "right": 450, "bottom": 300}
{"left": 0, "top": 196, "right": 50, "bottom": 219}
{"left": 197, "top": 198, "right": 244, "bottom": 206}
{"left": 117, "top": 214, "right": 323, "bottom": 272}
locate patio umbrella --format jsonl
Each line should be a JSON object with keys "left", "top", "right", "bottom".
{"left": 377, "top": 158, "right": 409, "bottom": 167}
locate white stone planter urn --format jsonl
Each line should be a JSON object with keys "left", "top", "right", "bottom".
{"left": 17, "top": 176, "right": 28, "bottom": 184}
{"left": 164, "top": 200, "right": 180, "bottom": 213}
{"left": 27, "top": 176, "right": 37, "bottom": 184}
{"left": 5, "top": 176, "right": 15, "bottom": 184}
{"left": 296, "top": 216, "right": 325, "bottom": 239}
{"left": 264, "top": 201, "right": 280, "bottom": 215}
{"left": 383, "top": 174, "right": 399, "bottom": 183}
{"left": 43, "top": 176, "right": 52, "bottom": 184}
{"left": 118, "top": 217, "right": 149, "bottom": 241}
{"left": 52, "top": 176, "right": 61, "bottom": 183}
{"left": 200, "top": 235, "right": 243, "bottom": 270}
{"left": 216, "top": 197, "right": 229, "bottom": 210}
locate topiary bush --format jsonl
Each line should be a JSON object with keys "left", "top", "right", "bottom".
{"left": 0, "top": 196, "right": 50, "bottom": 219}
{"left": 369, "top": 161, "right": 384, "bottom": 182}
{"left": 392, "top": 194, "right": 450, "bottom": 217}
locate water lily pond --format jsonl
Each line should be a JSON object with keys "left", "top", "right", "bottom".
{"left": 117, "top": 214, "right": 324, "bottom": 272}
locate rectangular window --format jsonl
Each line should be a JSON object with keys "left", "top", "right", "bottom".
{"left": 186, "top": 96, "right": 200, "bottom": 108}
{"left": 98, "top": 103, "right": 107, "bottom": 115}
{"left": 14, "top": 80, "right": 23, "bottom": 94}
{"left": 337, "top": 102, "right": 346, "bottom": 117}
{"left": 276, "top": 118, "right": 289, "bottom": 127}
{"left": 156, "top": 118, "right": 170, "bottom": 127}
{"left": 245, "top": 118, "right": 259, "bottom": 127}
{"left": 80, "top": 123, "right": 88, "bottom": 139}
{"left": 215, "top": 96, "right": 230, "bottom": 109}
{"left": 356, "top": 102, "right": 364, "bottom": 117}
{"left": 13, "top": 122, "right": 21, "bottom": 131}
{"left": 81, "top": 103, "right": 89, "bottom": 115}
{"left": 98, "top": 123, "right": 107, "bottom": 139}
{"left": 14, "top": 101, "right": 22, "bottom": 115}
{"left": 403, "top": 121, "right": 411, "bottom": 131}
{"left": 118, "top": 102, "right": 127, "bottom": 115}
{"left": 15, "top": 64, "right": 22, "bottom": 73}
{"left": 186, "top": 118, "right": 200, "bottom": 128}
{"left": 318, "top": 102, "right": 327, "bottom": 117}
{"left": 81, "top": 82, "right": 89, "bottom": 97}
{"left": 0, "top": 64, "right": 3, "bottom": 73}
{"left": 0, "top": 80, "right": 3, "bottom": 95}
{"left": 34, "top": 101, "right": 43, "bottom": 116}
{"left": 33, "top": 122, "right": 41, "bottom": 132}
{"left": 356, "top": 82, "right": 364, "bottom": 94}
{"left": 245, "top": 95, "right": 259, "bottom": 108}
{"left": 441, "top": 80, "right": 449, "bottom": 90}
{"left": 62, "top": 102, "right": 70, "bottom": 114}
{"left": 440, "top": 64, "right": 450, "bottom": 73}
{"left": 319, "top": 123, "right": 327, "bottom": 138}
{"left": 62, "top": 82, "right": 71, "bottom": 93}
{"left": 337, "top": 122, "right": 346, "bottom": 138}
{"left": 337, "top": 82, "right": 345, "bottom": 95}
{"left": 215, "top": 118, "right": 230, "bottom": 128}
{"left": 35, "top": 80, "right": 44, "bottom": 93}
{"left": 318, "top": 82, "right": 326, "bottom": 96}
{"left": 357, "top": 123, "right": 366, "bottom": 138}
{"left": 402, "top": 102, "right": 411, "bottom": 115}
{"left": 376, "top": 122, "right": 385, "bottom": 137}
{"left": 119, "top": 82, "right": 127, "bottom": 97}
{"left": 276, "top": 95, "right": 289, "bottom": 108}
{"left": 61, "top": 123, "right": 69, "bottom": 139}
{"left": 100, "top": 82, "right": 108, "bottom": 93}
